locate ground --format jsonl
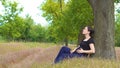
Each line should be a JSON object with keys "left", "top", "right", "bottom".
{"left": 0, "top": 42, "right": 119, "bottom": 68}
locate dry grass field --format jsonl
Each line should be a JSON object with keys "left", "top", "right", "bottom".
{"left": 0, "top": 42, "right": 119, "bottom": 68}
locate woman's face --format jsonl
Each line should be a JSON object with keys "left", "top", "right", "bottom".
{"left": 82, "top": 27, "right": 90, "bottom": 35}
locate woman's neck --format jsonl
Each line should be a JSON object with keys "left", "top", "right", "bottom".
{"left": 85, "top": 34, "right": 91, "bottom": 39}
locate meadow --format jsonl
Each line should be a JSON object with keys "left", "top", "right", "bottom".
{"left": 0, "top": 42, "right": 119, "bottom": 68}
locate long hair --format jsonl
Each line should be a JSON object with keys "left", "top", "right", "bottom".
{"left": 87, "top": 26, "right": 94, "bottom": 38}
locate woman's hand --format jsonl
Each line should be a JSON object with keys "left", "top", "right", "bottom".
{"left": 76, "top": 48, "right": 84, "bottom": 53}
{"left": 70, "top": 48, "right": 77, "bottom": 53}
{"left": 70, "top": 50, "right": 74, "bottom": 53}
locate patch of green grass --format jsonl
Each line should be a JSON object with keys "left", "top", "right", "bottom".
{"left": 31, "top": 58, "right": 120, "bottom": 68}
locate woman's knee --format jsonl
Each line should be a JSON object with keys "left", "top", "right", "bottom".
{"left": 61, "top": 46, "right": 70, "bottom": 50}
{"left": 61, "top": 46, "right": 71, "bottom": 53}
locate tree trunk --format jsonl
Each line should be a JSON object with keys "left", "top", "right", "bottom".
{"left": 88, "top": 0, "right": 116, "bottom": 59}
{"left": 64, "top": 37, "right": 68, "bottom": 46}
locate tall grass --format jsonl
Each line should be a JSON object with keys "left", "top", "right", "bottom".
{"left": 0, "top": 42, "right": 57, "bottom": 55}
{"left": 31, "top": 58, "right": 120, "bottom": 68}
{"left": 22, "top": 42, "right": 57, "bottom": 48}
{"left": 0, "top": 42, "right": 57, "bottom": 68}
{"left": 0, "top": 42, "right": 119, "bottom": 68}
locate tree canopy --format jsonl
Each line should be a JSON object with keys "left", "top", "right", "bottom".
{"left": 41, "top": 0, "right": 93, "bottom": 45}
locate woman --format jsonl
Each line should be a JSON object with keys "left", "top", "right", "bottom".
{"left": 54, "top": 26, "right": 95, "bottom": 63}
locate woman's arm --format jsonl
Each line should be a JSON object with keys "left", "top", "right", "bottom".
{"left": 77, "top": 43, "right": 95, "bottom": 54}
{"left": 70, "top": 47, "right": 78, "bottom": 53}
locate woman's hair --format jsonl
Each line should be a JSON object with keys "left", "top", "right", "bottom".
{"left": 87, "top": 26, "right": 94, "bottom": 37}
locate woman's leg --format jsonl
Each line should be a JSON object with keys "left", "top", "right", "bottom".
{"left": 54, "top": 46, "right": 71, "bottom": 63}
{"left": 69, "top": 52, "right": 83, "bottom": 58}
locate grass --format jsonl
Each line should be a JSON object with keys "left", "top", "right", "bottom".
{"left": 0, "top": 43, "right": 29, "bottom": 55}
{"left": 0, "top": 42, "right": 58, "bottom": 68}
{"left": 0, "top": 42, "right": 119, "bottom": 68}
{"left": 0, "top": 42, "right": 57, "bottom": 55}
{"left": 31, "top": 58, "right": 120, "bottom": 68}
{"left": 22, "top": 42, "right": 57, "bottom": 48}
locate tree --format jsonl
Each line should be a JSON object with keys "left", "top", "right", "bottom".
{"left": 19, "top": 15, "right": 34, "bottom": 41}
{"left": 41, "top": 0, "right": 93, "bottom": 46}
{"left": 29, "top": 24, "right": 46, "bottom": 42}
{"left": 0, "top": 0, "right": 23, "bottom": 41}
{"left": 87, "top": 0, "right": 116, "bottom": 59}
{"left": 41, "top": 0, "right": 71, "bottom": 45}
{"left": 64, "top": 0, "right": 93, "bottom": 45}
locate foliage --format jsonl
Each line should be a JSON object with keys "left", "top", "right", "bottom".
{"left": 115, "top": 13, "right": 120, "bottom": 47}
{"left": 0, "top": 0, "right": 119, "bottom": 45}
{"left": 29, "top": 24, "right": 46, "bottom": 42}
{"left": 0, "top": 0, "right": 23, "bottom": 40}
{"left": 41, "top": 0, "right": 93, "bottom": 44}
{"left": 0, "top": 0, "right": 47, "bottom": 42}
{"left": 115, "top": 0, "right": 120, "bottom": 3}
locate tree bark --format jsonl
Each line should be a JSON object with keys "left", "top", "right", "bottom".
{"left": 88, "top": 0, "right": 116, "bottom": 59}
{"left": 64, "top": 37, "right": 68, "bottom": 46}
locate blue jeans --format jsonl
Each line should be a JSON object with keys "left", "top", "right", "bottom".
{"left": 54, "top": 46, "right": 83, "bottom": 63}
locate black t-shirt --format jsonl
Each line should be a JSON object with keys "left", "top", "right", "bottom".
{"left": 80, "top": 38, "right": 94, "bottom": 50}
{"left": 75, "top": 38, "right": 94, "bottom": 57}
